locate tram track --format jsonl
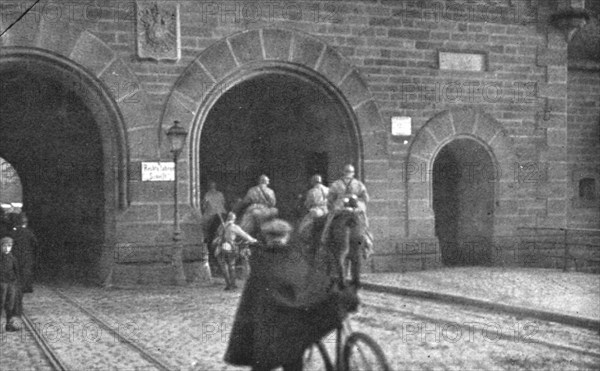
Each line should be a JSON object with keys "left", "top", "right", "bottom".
{"left": 357, "top": 291, "right": 600, "bottom": 360}
{"left": 21, "top": 312, "right": 69, "bottom": 371}
{"left": 23, "top": 285, "right": 178, "bottom": 371}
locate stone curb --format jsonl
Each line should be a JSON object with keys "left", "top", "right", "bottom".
{"left": 362, "top": 282, "right": 600, "bottom": 331}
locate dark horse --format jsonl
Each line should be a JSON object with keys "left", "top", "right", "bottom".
{"left": 309, "top": 206, "right": 368, "bottom": 289}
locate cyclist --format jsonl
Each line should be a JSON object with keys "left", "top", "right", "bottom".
{"left": 224, "top": 218, "right": 359, "bottom": 371}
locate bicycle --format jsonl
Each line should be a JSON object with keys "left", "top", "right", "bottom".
{"left": 303, "top": 316, "right": 391, "bottom": 371}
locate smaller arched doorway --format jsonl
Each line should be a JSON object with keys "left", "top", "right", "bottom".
{"left": 433, "top": 138, "right": 496, "bottom": 266}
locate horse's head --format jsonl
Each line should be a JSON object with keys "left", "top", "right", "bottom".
{"left": 329, "top": 207, "right": 367, "bottom": 246}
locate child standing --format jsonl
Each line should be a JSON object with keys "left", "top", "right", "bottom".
{"left": 1, "top": 237, "right": 21, "bottom": 331}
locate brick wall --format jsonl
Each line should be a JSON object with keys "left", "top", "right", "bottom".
{"left": 1, "top": 0, "right": 597, "bottom": 280}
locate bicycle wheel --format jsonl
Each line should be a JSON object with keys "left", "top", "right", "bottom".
{"left": 303, "top": 341, "right": 334, "bottom": 371}
{"left": 342, "top": 332, "right": 391, "bottom": 371}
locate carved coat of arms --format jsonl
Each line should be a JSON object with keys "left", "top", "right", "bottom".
{"left": 136, "top": 2, "right": 180, "bottom": 61}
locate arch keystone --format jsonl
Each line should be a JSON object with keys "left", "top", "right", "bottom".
{"left": 262, "top": 28, "right": 292, "bottom": 60}
{"left": 451, "top": 107, "right": 478, "bottom": 134}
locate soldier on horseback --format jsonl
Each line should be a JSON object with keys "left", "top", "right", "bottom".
{"left": 298, "top": 174, "right": 329, "bottom": 241}
{"left": 322, "top": 164, "right": 374, "bottom": 259}
{"left": 239, "top": 175, "right": 278, "bottom": 235}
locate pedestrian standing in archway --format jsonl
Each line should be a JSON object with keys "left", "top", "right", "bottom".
{"left": 9, "top": 212, "right": 38, "bottom": 294}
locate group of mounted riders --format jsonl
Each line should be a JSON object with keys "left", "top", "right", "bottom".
{"left": 202, "top": 164, "right": 374, "bottom": 371}
{"left": 201, "top": 164, "right": 373, "bottom": 291}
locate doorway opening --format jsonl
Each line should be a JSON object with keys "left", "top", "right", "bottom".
{"left": 0, "top": 70, "right": 105, "bottom": 282}
{"left": 433, "top": 138, "right": 495, "bottom": 266}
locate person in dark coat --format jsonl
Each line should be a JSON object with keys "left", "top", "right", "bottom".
{"left": 1, "top": 237, "right": 21, "bottom": 331}
{"left": 224, "top": 219, "right": 359, "bottom": 371}
{"left": 0, "top": 208, "right": 10, "bottom": 238}
{"left": 9, "top": 212, "right": 38, "bottom": 294}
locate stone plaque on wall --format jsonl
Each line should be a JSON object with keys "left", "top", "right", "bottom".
{"left": 136, "top": 2, "right": 180, "bottom": 61}
{"left": 439, "top": 51, "right": 486, "bottom": 71}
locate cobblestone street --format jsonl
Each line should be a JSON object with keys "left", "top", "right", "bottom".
{"left": 0, "top": 268, "right": 598, "bottom": 370}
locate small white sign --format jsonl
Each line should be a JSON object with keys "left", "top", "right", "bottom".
{"left": 142, "top": 162, "right": 175, "bottom": 181}
{"left": 392, "top": 116, "right": 412, "bottom": 136}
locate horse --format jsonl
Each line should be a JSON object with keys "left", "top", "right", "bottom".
{"left": 317, "top": 204, "right": 368, "bottom": 289}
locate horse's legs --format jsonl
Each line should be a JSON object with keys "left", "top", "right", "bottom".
{"left": 336, "top": 227, "right": 351, "bottom": 289}
{"left": 350, "top": 252, "right": 361, "bottom": 289}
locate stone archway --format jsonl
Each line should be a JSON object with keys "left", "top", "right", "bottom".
{"left": 407, "top": 108, "right": 516, "bottom": 263}
{"left": 160, "top": 28, "right": 386, "bottom": 208}
{"left": 0, "top": 48, "right": 130, "bottom": 281}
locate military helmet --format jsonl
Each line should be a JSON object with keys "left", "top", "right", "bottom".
{"left": 343, "top": 164, "right": 355, "bottom": 175}
{"left": 310, "top": 174, "right": 322, "bottom": 185}
{"left": 258, "top": 174, "right": 269, "bottom": 184}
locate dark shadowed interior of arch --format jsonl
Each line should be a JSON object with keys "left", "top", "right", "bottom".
{"left": 433, "top": 138, "right": 495, "bottom": 266}
{"left": 200, "top": 73, "right": 356, "bottom": 222}
{"left": 0, "top": 70, "right": 104, "bottom": 283}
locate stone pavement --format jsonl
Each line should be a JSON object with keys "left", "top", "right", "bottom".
{"left": 363, "top": 267, "right": 600, "bottom": 323}
{"left": 0, "top": 267, "right": 598, "bottom": 370}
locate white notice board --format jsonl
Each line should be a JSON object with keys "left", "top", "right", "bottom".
{"left": 141, "top": 162, "right": 175, "bottom": 181}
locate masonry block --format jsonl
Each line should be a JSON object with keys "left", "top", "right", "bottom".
{"left": 363, "top": 161, "right": 389, "bottom": 181}
{"left": 3, "top": 9, "right": 41, "bottom": 47}
{"left": 546, "top": 128, "right": 567, "bottom": 146}
{"left": 262, "top": 28, "right": 292, "bottom": 60}
{"left": 229, "top": 29, "right": 263, "bottom": 65}
{"left": 119, "top": 92, "right": 153, "bottom": 131}
{"left": 427, "top": 112, "right": 454, "bottom": 143}
{"left": 546, "top": 66, "right": 567, "bottom": 84}
{"left": 538, "top": 83, "right": 567, "bottom": 98}
{"left": 338, "top": 70, "right": 371, "bottom": 107}
{"left": 128, "top": 127, "right": 162, "bottom": 160}
{"left": 161, "top": 95, "right": 195, "bottom": 135}
{"left": 174, "top": 60, "right": 215, "bottom": 104}
{"left": 536, "top": 47, "right": 567, "bottom": 66}
{"left": 118, "top": 204, "right": 160, "bottom": 223}
{"left": 362, "top": 131, "right": 388, "bottom": 159}
{"left": 318, "top": 46, "right": 351, "bottom": 85}
{"left": 409, "top": 128, "right": 437, "bottom": 161}
{"left": 38, "top": 17, "right": 83, "bottom": 57}
{"left": 354, "top": 100, "right": 383, "bottom": 133}
{"left": 451, "top": 107, "right": 478, "bottom": 134}
{"left": 197, "top": 41, "right": 237, "bottom": 81}
{"left": 408, "top": 199, "right": 432, "bottom": 219}
{"left": 99, "top": 59, "right": 141, "bottom": 103}
{"left": 291, "top": 34, "right": 323, "bottom": 67}
{"left": 70, "top": 32, "right": 115, "bottom": 76}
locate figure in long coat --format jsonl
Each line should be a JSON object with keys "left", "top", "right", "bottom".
{"left": 224, "top": 219, "right": 359, "bottom": 371}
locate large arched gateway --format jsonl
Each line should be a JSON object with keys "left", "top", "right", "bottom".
{"left": 161, "top": 28, "right": 386, "bottom": 222}
{"left": 199, "top": 69, "right": 359, "bottom": 221}
{"left": 0, "top": 48, "right": 128, "bottom": 282}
